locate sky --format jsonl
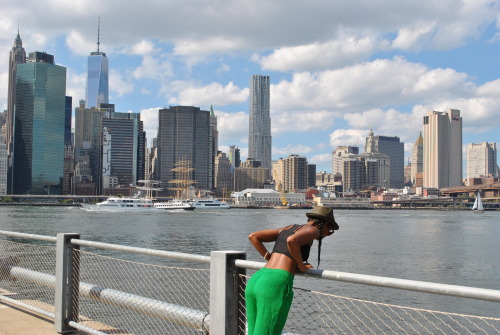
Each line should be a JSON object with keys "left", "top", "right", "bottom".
{"left": 1, "top": 0, "right": 499, "bottom": 173}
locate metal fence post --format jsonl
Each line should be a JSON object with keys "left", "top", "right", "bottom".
{"left": 55, "top": 233, "right": 80, "bottom": 333}
{"left": 210, "top": 251, "right": 246, "bottom": 335}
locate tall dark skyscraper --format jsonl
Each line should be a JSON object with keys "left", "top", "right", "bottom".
{"left": 101, "top": 112, "right": 145, "bottom": 190}
{"left": 248, "top": 74, "right": 272, "bottom": 169}
{"left": 6, "top": 30, "right": 26, "bottom": 154}
{"left": 85, "top": 19, "right": 108, "bottom": 108}
{"left": 365, "top": 130, "right": 404, "bottom": 188}
{"left": 65, "top": 96, "right": 73, "bottom": 146}
{"left": 13, "top": 52, "right": 66, "bottom": 195}
{"left": 209, "top": 106, "right": 218, "bottom": 190}
{"left": 157, "top": 106, "right": 213, "bottom": 193}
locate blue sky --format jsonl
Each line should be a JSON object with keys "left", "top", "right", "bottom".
{"left": 1, "top": 0, "right": 499, "bottom": 173}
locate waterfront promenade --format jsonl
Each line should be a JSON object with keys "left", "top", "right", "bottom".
{"left": 1, "top": 208, "right": 499, "bottom": 334}
{"left": 0, "top": 302, "right": 74, "bottom": 335}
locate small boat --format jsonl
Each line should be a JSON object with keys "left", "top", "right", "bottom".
{"left": 154, "top": 199, "right": 195, "bottom": 211}
{"left": 471, "top": 192, "right": 484, "bottom": 213}
{"left": 189, "top": 198, "right": 230, "bottom": 209}
{"left": 82, "top": 197, "right": 159, "bottom": 212}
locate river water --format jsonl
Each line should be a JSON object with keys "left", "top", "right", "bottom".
{"left": 0, "top": 206, "right": 498, "bottom": 318}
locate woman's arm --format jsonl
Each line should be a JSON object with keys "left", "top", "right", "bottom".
{"left": 286, "top": 226, "right": 319, "bottom": 272}
{"left": 248, "top": 228, "right": 280, "bottom": 261}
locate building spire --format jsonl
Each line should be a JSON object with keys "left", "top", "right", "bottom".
{"left": 14, "top": 18, "right": 22, "bottom": 46}
{"left": 97, "top": 16, "right": 101, "bottom": 53}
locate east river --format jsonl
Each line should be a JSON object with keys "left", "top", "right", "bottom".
{"left": 0, "top": 206, "right": 498, "bottom": 318}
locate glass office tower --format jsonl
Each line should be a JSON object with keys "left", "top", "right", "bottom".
{"left": 13, "top": 52, "right": 66, "bottom": 194}
{"left": 85, "top": 51, "right": 108, "bottom": 108}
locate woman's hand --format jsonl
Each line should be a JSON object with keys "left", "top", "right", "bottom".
{"left": 297, "top": 262, "right": 313, "bottom": 273}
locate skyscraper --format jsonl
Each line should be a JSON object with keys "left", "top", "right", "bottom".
{"left": 467, "top": 142, "right": 498, "bottom": 179}
{"left": 248, "top": 74, "right": 272, "bottom": 169}
{"left": 343, "top": 157, "right": 380, "bottom": 192}
{"left": 283, "top": 154, "right": 309, "bottom": 192}
{"left": 234, "top": 159, "right": 270, "bottom": 191}
{"left": 209, "top": 106, "right": 218, "bottom": 190}
{"left": 101, "top": 112, "right": 145, "bottom": 191}
{"left": 214, "top": 152, "right": 233, "bottom": 196}
{"left": 13, "top": 52, "right": 66, "bottom": 195}
{"left": 6, "top": 30, "right": 26, "bottom": 154}
{"left": 157, "top": 106, "right": 212, "bottom": 193}
{"left": 228, "top": 145, "right": 241, "bottom": 170}
{"left": 332, "top": 146, "right": 359, "bottom": 178}
{"left": 85, "top": 20, "right": 108, "bottom": 108}
{"left": 365, "top": 130, "right": 404, "bottom": 188}
{"left": 146, "top": 138, "right": 159, "bottom": 181}
{"left": 423, "top": 109, "right": 462, "bottom": 188}
{"left": 0, "top": 130, "right": 7, "bottom": 195}
{"left": 411, "top": 133, "right": 423, "bottom": 187}
{"left": 74, "top": 100, "right": 104, "bottom": 194}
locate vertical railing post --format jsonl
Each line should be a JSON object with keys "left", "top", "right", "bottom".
{"left": 55, "top": 233, "right": 80, "bottom": 333}
{"left": 210, "top": 251, "right": 246, "bottom": 335}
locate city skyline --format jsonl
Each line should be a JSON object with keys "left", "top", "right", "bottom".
{"left": 0, "top": 1, "right": 499, "bottom": 173}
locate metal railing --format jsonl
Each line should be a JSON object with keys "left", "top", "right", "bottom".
{"left": 1, "top": 230, "right": 499, "bottom": 335}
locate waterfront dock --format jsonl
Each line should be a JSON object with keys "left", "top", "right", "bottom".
{"left": 0, "top": 302, "right": 70, "bottom": 335}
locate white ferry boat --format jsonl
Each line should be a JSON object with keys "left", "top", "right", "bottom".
{"left": 82, "top": 197, "right": 159, "bottom": 212}
{"left": 189, "top": 198, "right": 230, "bottom": 209}
{"left": 153, "top": 199, "right": 195, "bottom": 211}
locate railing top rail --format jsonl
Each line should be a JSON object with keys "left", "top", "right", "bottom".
{"left": 234, "top": 259, "right": 500, "bottom": 303}
{"left": 0, "top": 230, "right": 57, "bottom": 242}
{"left": 71, "top": 238, "right": 211, "bottom": 264}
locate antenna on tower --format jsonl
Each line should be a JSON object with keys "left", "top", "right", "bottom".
{"left": 97, "top": 16, "right": 101, "bottom": 53}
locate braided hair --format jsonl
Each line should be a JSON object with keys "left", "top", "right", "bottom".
{"left": 313, "top": 219, "right": 325, "bottom": 268}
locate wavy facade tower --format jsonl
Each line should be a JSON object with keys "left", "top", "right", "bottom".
{"left": 248, "top": 75, "right": 272, "bottom": 169}
{"left": 85, "top": 20, "right": 108, "bottom": 108}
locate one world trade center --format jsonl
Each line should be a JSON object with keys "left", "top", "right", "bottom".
{"left": 85, "top": 20, "right": 108, "bottom": 108}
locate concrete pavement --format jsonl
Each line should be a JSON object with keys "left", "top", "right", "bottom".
{"left": 0, "top": 301, "right": 82, "bottom": 335}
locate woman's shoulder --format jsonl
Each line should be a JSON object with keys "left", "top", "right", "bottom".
{"left": 294, "top": 224, "right": 318, "bottom": 236}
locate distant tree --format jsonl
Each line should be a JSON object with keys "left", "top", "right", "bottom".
{"left": 1, "top": 196, "right": 13, "bottom": 203}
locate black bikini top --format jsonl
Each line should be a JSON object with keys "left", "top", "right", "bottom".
{"left": 271, "top": 224, "right": 312, "bottom": 263}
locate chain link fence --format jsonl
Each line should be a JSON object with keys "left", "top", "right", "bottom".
{"left": 2, "top": 235, "right": 499, "bottom": 335}
{"left": 73, "top": 249, "right": 210, "bottom": 334}
{"left": 238, "top": 273, "right": 500, "bottom": 334}
{"left": 0, "top": 239, "right": 56, "bottom": 315}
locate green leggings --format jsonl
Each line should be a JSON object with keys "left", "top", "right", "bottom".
{"left": 245, "top": 267, "right": 295, "bottom": 335}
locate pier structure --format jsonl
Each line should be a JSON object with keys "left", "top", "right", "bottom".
{"left": 0, "top": 230, "right": 499, "bottom": 334}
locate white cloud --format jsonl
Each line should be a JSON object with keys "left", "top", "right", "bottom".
{"left": 260, "top": 34, "right": 378, "bottom": 72}
{"left": 140, "top": 107, "right": 160, "bottom": 144}
{"left": 392, "top": 22, "right": 437, "bottom": 51}
{"left": 65, "top": 68, "right": 86, "bottom": 103}
{"left": 173, "top": 37, "right": 244, "bottom": 55}
{"left": 215, "top": 110, "right": 248, "bottom": 143}
{"left": 216, "top": 64, "right": 230, "bottom": 74}
{"left": 273, "top": 144, "right": 313, "bottom": 157}
{"left": 329, "top": 129, "right": 368, "bottom": 149}
{"left": 110, "top": 69, "right": 134, "bottom": 98}
{"left": 66, "top": 30, "right": 95, "bottom": 56}
{"left": 270, "top": 57, "right": 476, "bottom": 135}
{"left": 170, "top": 81, "right": 248, "bottom": 107}
{"left": 272, "top": 110, "right": 336, "bottom": 134}
{"left": 132, "top": 54, "right": 173, "bottom": 81}
{"left": 130, "top": 40, "right": 156, "bottom": 56}
{"left": 309, "top": 153, "right": 333, "bottom": 169}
